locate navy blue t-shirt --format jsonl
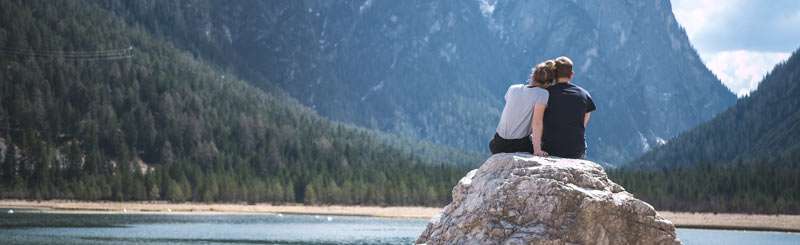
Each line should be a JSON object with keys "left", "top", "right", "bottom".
{"left": 542, "top": 82, "right": 596, "bottom": 158}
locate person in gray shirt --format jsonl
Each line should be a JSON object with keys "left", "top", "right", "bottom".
{"left": 490, "top": 60, "right": 556, "bottom": 156}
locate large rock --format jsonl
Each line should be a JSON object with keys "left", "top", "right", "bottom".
{"left": 417, "top": 154, "right": 681, "bottom": 245}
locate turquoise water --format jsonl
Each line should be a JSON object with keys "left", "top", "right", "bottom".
{"left": 1, "top": 208, "right": 798, "bottom": 244}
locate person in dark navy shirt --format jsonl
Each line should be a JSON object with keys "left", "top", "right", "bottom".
{"left": 542, "top": 56, "right": 596, "bottom": 159}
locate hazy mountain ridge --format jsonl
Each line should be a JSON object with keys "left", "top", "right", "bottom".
{"left": 94, "top": 0, "right": 735, "bottom": 164}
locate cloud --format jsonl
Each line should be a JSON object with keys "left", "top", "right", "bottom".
{"left": 703, "top": 50, "right": 790, "bottom": 96}
{"left": 671, "top": 0, "right": 740, "bottom": 45}
{"left": 673, "top": 0, "right": 800, "bottom": 53}
{"left": 672, "top": 0, "right": 799, "bottom": 97}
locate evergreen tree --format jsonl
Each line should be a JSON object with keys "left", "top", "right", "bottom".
{"left": 2, "top": 138, "right": 16, "bottom": 185}
{"left": 303, "top": 184, "right": 317, "bottom": 205}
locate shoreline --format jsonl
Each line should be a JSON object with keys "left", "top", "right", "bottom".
{"left": 656, "top": 211, "right": 800, "bottom": 233}
{"left": 0, "top": 199, "right": 439, "bottom": 219}
{"left": 2, "top": 200, "right": 799, "bottom": 233}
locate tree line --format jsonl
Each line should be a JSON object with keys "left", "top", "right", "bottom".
{"left": 610, "top": 153, "right": 800, "bottom": 214}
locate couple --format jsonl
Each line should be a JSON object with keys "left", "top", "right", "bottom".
{"left": 490, "top": 56, "right": 596, "bottom": 159}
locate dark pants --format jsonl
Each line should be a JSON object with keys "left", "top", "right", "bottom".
{"left": 542, "top": 143, "right": 586, "bottom": 159}
{"left": 550, "top": 151, "right": 585, "bottom": 159}
{"left": 489, "top": 133, "right": 533, "bottom": 154}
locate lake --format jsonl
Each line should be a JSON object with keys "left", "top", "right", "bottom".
{"left": 1, "top": 209, "right": 798, "bottom": 244}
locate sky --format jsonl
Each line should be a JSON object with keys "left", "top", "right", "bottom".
{"left": 671, "top": 0, "right": 800, "bottom": 97}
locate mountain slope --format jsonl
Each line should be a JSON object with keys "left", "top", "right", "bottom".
{"left": 613, "top": 49, "right": 800, "bottom": 214}
{"left": 92, "top": 0, "right": 735, "bottom": 164}
{"left": 633, "top": 49, "right": 800, "bottom": 167}
{"left": 0, "top": 0, "right": 472, "bottom": 205}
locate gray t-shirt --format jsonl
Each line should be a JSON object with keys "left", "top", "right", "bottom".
{"left": 496, "top": 84, "right": 549, "bottom": 139}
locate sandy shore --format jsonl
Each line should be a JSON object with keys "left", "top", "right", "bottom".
{"left": 657, "top": 211, "right": 800, "bottom": 233}
{"left": 0, "top": 199, "right": 439, "bottom": 219}
{"left": 2, "top": 200, "right": 799, "bottom": 232}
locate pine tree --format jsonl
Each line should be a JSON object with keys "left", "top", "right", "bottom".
{"left": 2, "top": 138, "right": 16, "bottom": 185}
{"left": 303, "top": 184, "right": 317, "bottom": 205}
{"left": 165, "top": 178, "right": 185, "bottom": 202}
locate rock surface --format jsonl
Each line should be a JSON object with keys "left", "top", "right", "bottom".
{"left": 417, "top": 154, "right": 681, "bottom": 245}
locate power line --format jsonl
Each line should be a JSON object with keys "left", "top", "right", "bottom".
{"left": 0, "top": 46, "right": 132, "bottom": 54}
{"left": 0, "top": 46, "right": 134, "bottom": 60}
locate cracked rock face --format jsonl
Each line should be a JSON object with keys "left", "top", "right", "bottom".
{"left": 416, "top": 154, "right": 681, "bottom": 245}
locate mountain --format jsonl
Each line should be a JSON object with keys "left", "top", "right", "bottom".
{"left": 91, "top": 0, "right": 736, "bottom": 164}
{"left": 0, "top": 0, "right": 474, "bottom": 205}
{"left": 613, "top": 49, "right": 800, "bottom": 214}
{"left": 632, "top": 49, "right": 800, "bottom": 168}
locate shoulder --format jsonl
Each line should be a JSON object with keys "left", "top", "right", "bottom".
{"left": 506, "top": 84, "right": 523, "bottom": 92}
{"left": 532, "top": 87, "right": 549, "bottom": 96}
{"left": 572, "top": 83, "right": 592, "bottom": 96}
{"left": 549, "top": 82, "right": 569, "bottom": 90}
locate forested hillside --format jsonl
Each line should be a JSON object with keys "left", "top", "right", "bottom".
{"left": 90, "top": 0, "right": 735, "bottom": 164}
{"left": 0, "top": 0, "right": 476, "bottom": 205}
{"left": 612, "top": 49, "right": 800, "bottom": 214}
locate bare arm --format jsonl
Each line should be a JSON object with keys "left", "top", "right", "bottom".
{"left": 584, "top": 112, "right": 591, "bottom": 128}
{"left": 531, "top": 104, "right": 547, "bottom": 156}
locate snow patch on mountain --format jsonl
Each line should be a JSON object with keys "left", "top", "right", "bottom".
{"left": 359, "top": 0, "right": 374, "bottom": 14}
{"left": 639, "top": 131, "right": 650, "bottom": 152}
{"left": 479, "top": 0, "right": 496, "bottom": 17}
{"left": 361, "top": 81, "right": 386, "bottom": 101}
{"left": 611, "top": 22, "right": 627, "bottom": 46}
{"left": 582, "top": 47, "right": 598, "bottom": 73}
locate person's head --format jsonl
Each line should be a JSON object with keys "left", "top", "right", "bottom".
{"left": 554, "top": 56, "right": 574, "bottom": 82}
{"left": 529, "top": 60, "right": 557, "bottom": 87}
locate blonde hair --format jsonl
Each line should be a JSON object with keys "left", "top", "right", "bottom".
{"left": 531, "top": 59, "right": 557, "bottom": 87}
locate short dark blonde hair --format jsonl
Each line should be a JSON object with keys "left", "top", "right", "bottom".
{"left": 555, "top": 56, "right": 573, "bottom": 79}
